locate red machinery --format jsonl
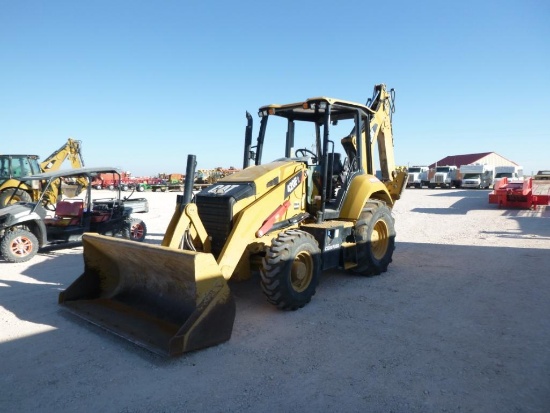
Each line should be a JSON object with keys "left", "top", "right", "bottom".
{"left": 91, "top": 172, "right": 149, "bottom": 191}
{"left": 489, "top": 177, "right": 550, "bottom": 209}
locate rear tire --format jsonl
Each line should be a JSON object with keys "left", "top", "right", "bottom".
{"left": 352, "top": 200, "right": 395, "bottom": 276}
{"left": 0, "top": 229, "right": 39, "bottom": 263}
{"left": 0, "top": 188, "right": 32, "bottom": 208}
{"left": 260, "top": 230, "right": 321, "bottom": 310}
{"left": 123, "top": 218, "right": 147, "bottom": 242}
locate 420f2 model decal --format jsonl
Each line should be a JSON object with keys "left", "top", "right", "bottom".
{"left": 284, "top": 171, "right": 304, "bottom": 198}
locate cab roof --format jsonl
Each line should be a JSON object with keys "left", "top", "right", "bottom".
{"left": 258, "top": 97, "right": 375, "bottom": 122}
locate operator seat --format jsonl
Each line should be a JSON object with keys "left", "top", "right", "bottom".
{"left": 326, "top": 152, "right": 344, "bottom": 200}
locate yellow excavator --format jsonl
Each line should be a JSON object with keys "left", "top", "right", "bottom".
{"left": 59, "top": 84, "right": 407, "bottom": 356}
{"left": 0, "top": 138, "right": 86, "bottom": 208}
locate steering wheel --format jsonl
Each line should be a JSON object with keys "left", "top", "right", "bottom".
{"left": 295, "top": 149, "right": 318, "bottom": 163}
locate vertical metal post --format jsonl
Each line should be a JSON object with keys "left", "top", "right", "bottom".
{"left": 243, "top": 112, "right": 253, "bottom": 169}
{"left": 285, "top": 120, "right": 295, "bottom": 158}
{"left": 356, "top": 109, "right": 365, "bottom": 174}
{"left": 318, "top": 104, "right": 331, "bottom": 222}
{"left": 181, "top": 154, "right": 197, "bottom": 212}
{"left": 255, "top": 116, "right": 268, "bottom": 165}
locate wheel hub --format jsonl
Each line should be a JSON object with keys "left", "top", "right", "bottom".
{"left": 291, "top": 252, "right": 313, "bottom": 292}
{"left": 131, "top": 224, "right": 144, "bottom": 239}
{"left": 11, "top": 237, "right": 33, "bottom": 256}
{"left": 371, "top": 220, "right": 389, "bottom": 260}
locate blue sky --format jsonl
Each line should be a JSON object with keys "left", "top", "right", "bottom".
{"left": 1, "top": 1, "right": 549, "bottom": 176}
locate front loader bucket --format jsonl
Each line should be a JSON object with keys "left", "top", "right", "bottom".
{"left": 59, "top": 233, "right": 235, "bottom": 356}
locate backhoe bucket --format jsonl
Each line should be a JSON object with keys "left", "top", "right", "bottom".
{"left": 59, "top": 233, "right": 235, "bottom": 356}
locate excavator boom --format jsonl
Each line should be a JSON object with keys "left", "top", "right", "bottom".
{"left": 339, "top": 85, "right": 406, "bottom": 201}
{"left": 40, "top": 138, "right": 87, "bottom": 207}
{"left": 40, "top": 138, "right": 85, "bottom": 171}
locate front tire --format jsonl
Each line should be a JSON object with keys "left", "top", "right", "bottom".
{"left": 122, "top": 218, "right": 147, "bottom": 242}
{"left": 352, "top": 200, "right": 395, "bottom": 276}
{"left": 260, "top": 230, "right": 321, "bottom": 310}
{"left": 0, "top": 229, "right": 39, "bottom": 263}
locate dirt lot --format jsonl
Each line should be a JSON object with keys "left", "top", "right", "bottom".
{"left": 1, "top": 188, "right": 549, "bottom": 413}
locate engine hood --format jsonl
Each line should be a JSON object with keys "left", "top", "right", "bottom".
{"left": 195, "top": 160, "right": 307, "bottom": 217}
{"left": 216, "top": 160, "right": 306, "bottom": 198}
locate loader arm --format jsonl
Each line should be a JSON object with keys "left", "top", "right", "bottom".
{"left": 163, "top": 166, "right": 306, "bottom": 280}
{"left": 162, "top": 202, "right": 211, "bottom": 252}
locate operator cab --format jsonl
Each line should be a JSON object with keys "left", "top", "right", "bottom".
{"left": 248, "top": 96, "right": 379, "bottom": 221}
{"left": 0, "top": 155, "right": 41, "bottom": 180}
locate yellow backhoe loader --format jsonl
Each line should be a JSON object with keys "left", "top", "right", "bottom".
{"left": 59, "top": 84, "right": 407, "bottom": 356}
{"left": 0, "top": 138, "right": 86, "bottom": 208}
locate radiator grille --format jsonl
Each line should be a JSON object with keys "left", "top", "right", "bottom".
{"left": 196, "top": 196, "right": 234, "bottom": 258}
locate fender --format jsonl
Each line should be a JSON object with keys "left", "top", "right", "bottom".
{"left": 0, "top": 205, "right": 48, "bottom": 247}
{"left": 31, "top": 217, "right": 49, "bottom": 247}
{"left": 0, "top": 180, "right": 32, "bottom": 192}
{"left": 339, "top": 174, "right": 393, "bottom": 220}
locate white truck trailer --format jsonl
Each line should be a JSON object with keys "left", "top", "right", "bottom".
{"left": 429, "top": 165, "right": 462, "bottom": 189}
{"left": 407, "top": 166, "right": 429, "bottom": 188}
{"left": 493, "top": 165, "right": 523, "bottom": 188}
{"left": 460, "top": 164, "right": 495, "bottom": 189}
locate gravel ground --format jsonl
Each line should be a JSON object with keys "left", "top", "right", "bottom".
{"left": 1, "top": 188, "right": 549, "bottom": 413}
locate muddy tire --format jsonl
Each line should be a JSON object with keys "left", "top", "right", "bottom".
{"left": 122, "top": 218, "right": 147, "bottom": 242}
{"left": 0, "top": 189, "right": 32, "bottom": 208}
{"left": 0, "top": 229, "right": 39, "bottom": 263}
{"left": 260, "top": 230, "right": 321, "bottom": 310}
{"left": 352, "top": 200, "right": 395, "bottom": 276}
